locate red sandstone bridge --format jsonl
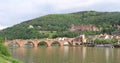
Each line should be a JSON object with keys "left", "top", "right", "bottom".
{"left": 3, "top": 38, "right": 84, "bottom": 47}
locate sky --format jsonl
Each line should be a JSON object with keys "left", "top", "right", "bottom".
{"left": 0, "top": 0, "right": 120, "bottom": 30}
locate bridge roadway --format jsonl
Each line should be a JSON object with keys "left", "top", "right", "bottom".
{"left": 3, "top": 38, "right": 82, "bottom": 47}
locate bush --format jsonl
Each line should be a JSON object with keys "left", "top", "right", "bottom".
{"left": 93, "top": 38, "right": 118, "bottom": 44}
{"left": 0, "top": 37, "right": 10, "bottom": 56}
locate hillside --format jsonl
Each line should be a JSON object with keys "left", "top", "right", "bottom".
{"left": 0, "top": 11, "right": 120, "bottom": 40}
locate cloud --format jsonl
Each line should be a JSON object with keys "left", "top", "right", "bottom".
{"left": 0, "top": 0, "right": 120, "bottom": 28}
{"left": 0, "top": 25, "right": 8, "bottom": 30}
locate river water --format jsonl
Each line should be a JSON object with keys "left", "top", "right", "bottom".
{"left": 10, "top": 46, "right": 120, "bottom": 63}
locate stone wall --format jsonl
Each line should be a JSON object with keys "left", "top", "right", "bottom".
{"left": 70, "top": 24, "right": 101, "bottom": 32}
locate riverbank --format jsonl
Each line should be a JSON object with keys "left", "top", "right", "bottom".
{"left": 0, "top": 54, "right": 22, "bottom": 63}
{"left": 0, "top": 37, "right": 22, "bottom": 63}
{"left": 84, "top": 43, "right": 120, "bottom": 48}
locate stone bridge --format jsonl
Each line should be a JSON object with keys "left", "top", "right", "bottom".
{"left": 3, "top": 38, "right": 83, "bottom": 47}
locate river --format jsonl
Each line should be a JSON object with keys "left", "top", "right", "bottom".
{"left": 10, "top": 46, "right": 120, "bottom": 63}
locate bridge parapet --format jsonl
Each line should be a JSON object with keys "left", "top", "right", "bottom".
{"left": 3, "top": 37, "right": 84, "bottom": 47}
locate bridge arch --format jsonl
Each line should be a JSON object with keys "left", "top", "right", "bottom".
{"left": 63, "top": 41, "right": 72, "bottom": 46}
{"left": 24, "top": 41, "right": 35, "bottom": 47}
{"left": 72, "top": 42, "right": 81, "bottom": 46}
{"left": 38, "top": 41, "right": 48, "bottom": 47}
{"left": 8, "top": 41, "right": 20, "bottom": 47}
{"left": 51, "top": 41, "right": 61, "bottom": 46}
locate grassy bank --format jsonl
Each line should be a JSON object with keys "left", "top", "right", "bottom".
{"left": 0, "top": 37, "right": 22, "bottom": 63}
{"left": 0, "top": 54, "right": 22, "bottom": 63}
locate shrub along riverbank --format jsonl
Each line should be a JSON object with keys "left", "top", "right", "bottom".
{"left": 0, "top": 37, "right": 22, "bottom": 63}
{"left": 0, "top": 54, "right": 22, "bottom": 63}
{"left": 93, "top": 39, "right": 118, "bottom": 44}
{"left": 85, "top": 38, "right": 120, "bottom": 47}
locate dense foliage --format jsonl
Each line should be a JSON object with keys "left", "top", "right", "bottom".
{"left": 0, "top": 37, "right": 10, "bottom": 56}
{"left": 93, "top": 38, "right": 118, "bottom": 44}
{"left": 0, "top": 37, "right": 22, "bottom": 63}
{"left": 0, "top": 11, "right": 120, "bottom": 40}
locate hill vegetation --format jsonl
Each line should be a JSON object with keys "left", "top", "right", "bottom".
{"left": 0, "top": 11, "right": 120, "bottom": 40}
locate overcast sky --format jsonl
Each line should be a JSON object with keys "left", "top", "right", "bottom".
{"left": 0, "top": 0, "right": 120, "bottom": 29}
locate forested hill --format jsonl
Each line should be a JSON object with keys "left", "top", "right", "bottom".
{"left": 0, "top": 11, "right": 120, "bottom": 40}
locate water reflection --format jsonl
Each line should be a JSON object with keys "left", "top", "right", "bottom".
{"left": 10, "top": 47, "right": 120, "bottom": 63}
{"left": 82, "top": 47, "right": 86, "bottom": 63}
{"left": 64, "top": 46, "right": 69, "bottom": 57}
{"left": 105, "top": 48, "right": 109, "bottom": 63}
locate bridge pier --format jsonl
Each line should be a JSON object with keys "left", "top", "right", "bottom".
{"left": 72, "top": 42, "right": 76, "bottom": 46}
{"left": 47, "top": 43, "right": 51, "bottom": 47}
{"left": 19, "top": 44, "right": 23, "bottom": 47}
{"left": 34, "top": 43, "right": 38, "bottom": 47}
